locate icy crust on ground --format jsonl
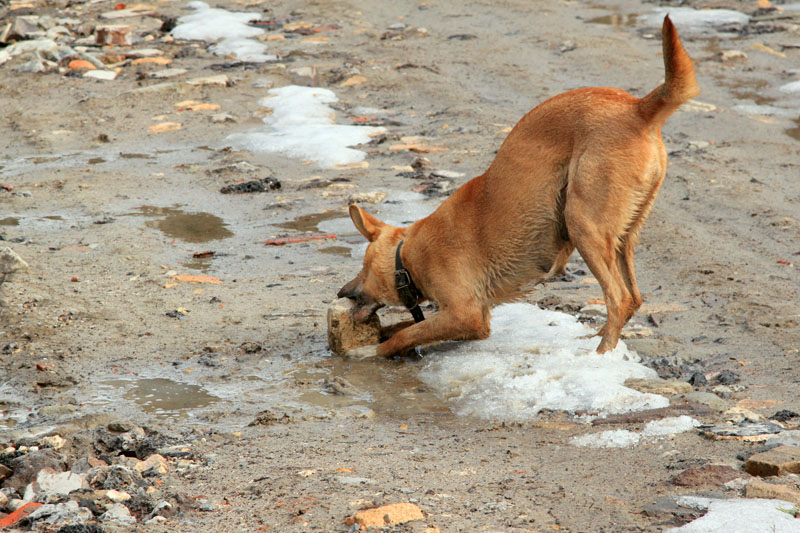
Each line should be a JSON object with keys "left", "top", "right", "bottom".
{"left": 418, "top": 303, "right": 669, "bottom": 421}
{"left": 171, "top": 2, "right": 276, "bottom": 62}
{"left": 571, "top": 416, "right": 701, "bottom": 448}
{"left": 666, "top": 497, "right": 800, "bottom": 532}
{"left": 640, "top": 7, "right": 750, "bottom": 28}
{"left": 225, "top": 86, "right": 386, "bottom": 168}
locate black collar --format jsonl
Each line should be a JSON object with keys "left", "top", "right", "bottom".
{"left": 394, "top": 241, "right": 425, "bottom": 323}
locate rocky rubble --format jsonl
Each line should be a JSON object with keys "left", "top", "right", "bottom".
{"left": 0, "top": 423, "right": 208, "bottom": 529}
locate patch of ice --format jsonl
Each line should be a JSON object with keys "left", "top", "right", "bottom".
{"left": 666, "top": 497, "right": 800, "bottom": 532}
{"left": 779, "top": 81, "right": 800, "bottom": 94}
{"left": 733, "top": 104, "right": 799, "bottom": 118}
{"left": 640, "top": 7, "right": 749, "bottom": 29}
{"left": 570, "top": 429, "right": 641, "bottom": 448}
{"left": 642, "top": 415, "right": 700, "bottom": 437}
{"left": 571, "top": 416, "right": 699, "bottom": 448}
{"left": 418, "top": 303, "right": 669, "bottom": 421}
{"left": 225, "top": 85, "right": 385, "bottom": 168}
{"left": 171, "top": 2, "right": 276, "bottom": 62}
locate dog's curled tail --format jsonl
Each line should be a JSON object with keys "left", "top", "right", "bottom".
{"left": 638, "top": 15, "right": 699, "bottom": 126}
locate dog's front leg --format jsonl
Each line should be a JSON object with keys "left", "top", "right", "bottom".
{"left": 346, "top": 305, "right": 490, "bottom": 359}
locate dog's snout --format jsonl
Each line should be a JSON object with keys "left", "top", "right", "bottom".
{"left": 337, "top": 277, "right": 360, "bottom": 299}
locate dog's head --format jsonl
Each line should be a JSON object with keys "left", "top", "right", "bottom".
{"left": 338, "top": 205, "right": 405, "bottom": 322}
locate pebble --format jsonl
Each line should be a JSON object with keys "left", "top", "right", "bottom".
{"left": 345, "top": 502, "right": 425, "bottom": 529}
{"left": 720, "top": 49, "right": 747, "bottom": 63}
{"left": 23, "top": 468, "right": 87, "bottom": 501}
{"left": 105, "top": 489, "right": 132, "bottom": 502}
{"left": 195, "top": 498, "right": 217, "bottom": 511}
{"left": 348, "top": 191, "right": 387, "bottom": 204}
{"left": 745, "top": 446, "right": 800, "bottom": 477}
{"left": 745, "top": 478, "right": 800, "bottom": 504}
{"left": 702, "top": 420, "right": 784, "bottom": 441}
{"left": 27, "top": 500, "right": 92, "bottom": 525}
{"left": 149, "top": 67, "right": 188, "bottom": 78}
{"left": 83, "top": 70, "right": 117, "bottom": 80}
{"left": 187, "top": 74, "right": 230, "bottom": 87}
{"left": 101, "top": 502, "right": 137, "bottom": 524}
{"left": 625, "top": 378, "right": 693, "bottom": 395}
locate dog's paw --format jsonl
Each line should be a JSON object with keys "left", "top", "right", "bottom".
{"left": 345, "top": 345, "right": 379, "bottom": 360}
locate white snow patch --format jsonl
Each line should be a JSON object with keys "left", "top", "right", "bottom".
{"left": 571, "top": 416, "right": 700, "bottom": 448}
{"left": 640, "top": 7, "right": 749, "bottom": 29}
{"left": 642, "top": 415, "right": 701, "bottom": 437}
{"left": 666, "top": 497, "right": 800, "bottom": 533}
{"left": 171, "top": 1, "right": 276, "bottom": 62}
{"left": 570, "top": 429, "right": 641, "bottom": 449}
{"left": 418, "top": 303, "right": 669, "bottom": 421}
{"left": 225, "top": 85, "right": 385, "bottom": 168}
{"left": 779, "top": 80, "right": 800, "bottom": 94}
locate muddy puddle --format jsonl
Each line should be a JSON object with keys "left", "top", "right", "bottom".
{"left": 274, "top": 210, "right": 346, "bottom": 233}
{"left": 128, "top": 205, "right": 234, "bottom": 243}
{"left": 88, "top": 378, "right": 220, "bottom": 422}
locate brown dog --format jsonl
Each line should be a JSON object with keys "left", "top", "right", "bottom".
{"left": 338, "top": 15, "right": 698, "bottom": 359}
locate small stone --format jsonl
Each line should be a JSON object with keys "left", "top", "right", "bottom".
{"left": 345, "top": 502, "right": 425, "bottom": 529}
{"left": 340, "top": 75, "right": 366, "bottom": 87}
{"left": 149, "top": 122, "right": 182, "bottom": 133}
{"left": 95, "top": 25, "right": 132, "bottom": 46}
{"left": 670, "top": 464, "right": 746, "bottom": 488}
{"left": 625, "top": 378, "right": 693, "bottom": 395}
{"left": 26, "top": 500, "right": 92, "bottom": 525}
{"left": 83, "top": 70, "right": 118, "bottom": 81}
{"left": 39, "top": 435, "right": 66, "bottom": 450}
{"left": 124, "top": 48, "right": 163, "bottom": 58}
{"left": 0, "top": 463, "right": 12, "bottom": 481}
{"left": 702, "top": 420, "right": 784, "bottom": 442}
{"left": 187, "top": 74, "right": 230, "bottom": 87}
{"left": 195, "top": 498, "right": 216, "bottom": 511}
{"left": 101, "top": 502, "right": 136, "bottom": 524}
{"left": 745, "top": 446, "right": 800, "bottom": 477}
{"left": 410, "top": 157, "right": 432, "bottom": 170}
{"left": 147, "top": 500, "right": 174, "bottom": 520}
{"left": 287, "top": 66, "right": 318, "bottom": 87}
{"left": 134, "top": 454, "right": 168, "bottom": 475}
{"left": 68, "top": 59, "right": 96, "bottom": 70}
{"left": 688, "top": 372, "right": 708, "bottom": 387}
{"left": 720, "top": 50, "right": 747, "bottom": 63}
{"left": 714, "top": 370, "right": 740, "bottom": 385}
{"left": 211, "top": 112, "right": 236, "bottom": 123}
{"left": 23, "top": 468, "right": 87, "bottom": 501}
{"left": 429, "top": 169, "right": 464, "bottom": 179}
{"left": 327, "top": 298, "right": 381, "bottom": 356}
{"left": 106, "top": 489, "right": 131, "bottom": 502}
{"left": 745, "top": 479, "right": 800, "bottom": 504}
{"left": 348, "top": 191, "right": 387, "bottom": 204}
{"left": 71, "top": 457, "right": 107, "bottom": 474}
{"left": 149, "top": 67, "right": 187, "bottom": 79}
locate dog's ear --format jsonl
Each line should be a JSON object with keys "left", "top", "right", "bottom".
{"left": 349, "top": 204, "right": 385, "bottom": 242}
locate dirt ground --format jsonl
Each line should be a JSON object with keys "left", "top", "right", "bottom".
{"left": 1, "top": 0, "right": 799, "bottom": 530}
